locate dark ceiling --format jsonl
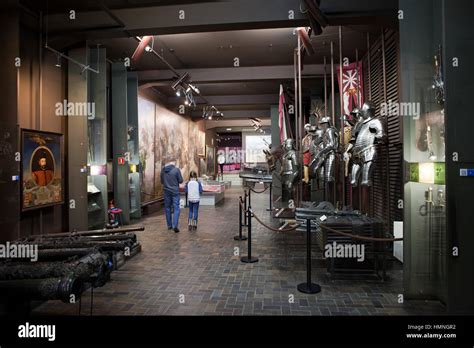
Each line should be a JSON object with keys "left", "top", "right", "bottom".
{"left": 20, "top": 0, "right": 398, "bottom": 120}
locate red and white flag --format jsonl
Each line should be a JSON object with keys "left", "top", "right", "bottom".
{"left": 278, "top": 84, "right": 288, "bottom": 143}
{"left": 337, "top": 61, "right": 364, "bottom": 115}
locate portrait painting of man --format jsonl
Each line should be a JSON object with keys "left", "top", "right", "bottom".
{"left": 21, "top": 130, "right": 63, "bottom": 211}
{"left": 31, "top": 149, "right": 54, "bottom": 186}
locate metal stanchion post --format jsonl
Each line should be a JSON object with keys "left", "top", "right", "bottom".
{"left": 243, "top": 191, "right": 248, "bottom": 226}
{"left": 266, "top": 183, "right": 273, "bottom": 211}
{"left": 297, "top": 218, "right": 321, "bottom": 294}
{"left": 240, "top": 206, "right": 258, "bottom": 263}
{"left": 234, "top": 196, "right": 248, "bottom": 241}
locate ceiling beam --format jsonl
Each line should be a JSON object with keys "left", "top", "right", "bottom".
{"left": 46, "top": 0, "right": 307, "bottom": 40}
{"left": 168, "top": 94, "right": 278, "bottom": 106}
{"left": 44, "top": 0, "right": 397, "bottom": 40}
{"left": 138, "top": 64, "right": 325, "bottom": 87}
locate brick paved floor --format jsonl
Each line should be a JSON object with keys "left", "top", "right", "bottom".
{"left": 33, "top": 186, "right": 446, "bottom": 316}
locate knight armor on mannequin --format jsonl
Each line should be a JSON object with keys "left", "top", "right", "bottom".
{"left": 313, "top": 116, "right": 339, "bottom": 182}
{"left": 308, "top": 128, "right": 324, "bottom": 179}
{"left": 350, "top": 101, "right": 386, "bottom": 187}
{"left": 280, "top": 138, "right": 300, "bottom": 190}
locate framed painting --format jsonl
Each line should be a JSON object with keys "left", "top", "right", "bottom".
{"left": 21, "top": 129, "right": 64, "bottom": 211}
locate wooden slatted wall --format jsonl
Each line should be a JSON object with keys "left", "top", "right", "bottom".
{"left": 362, "top": 28, "right": 403, "bottom": 233}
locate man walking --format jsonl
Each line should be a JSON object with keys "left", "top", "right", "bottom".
{"left": 160, "top": 156, "right": 183, "bottom": 233}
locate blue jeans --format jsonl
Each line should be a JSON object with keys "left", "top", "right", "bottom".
{"left": 188, "top": 201, "right": 200, "bottom": 222}
{"left": 164, "top": 190, "right": 180, "bottom": 229}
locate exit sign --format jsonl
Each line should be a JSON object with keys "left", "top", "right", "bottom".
{"left": 117, "top": 157, "right": 126, "bottom": 165}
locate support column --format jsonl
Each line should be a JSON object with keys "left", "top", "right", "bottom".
{"left": 127, "top": 72, "right": 141, "bottom": 219}
{"left": 0, "top": 3, "right": 20, "bottom": 242}
{"left": 111, "top": 63, "right": 130, "bottom": 224}
{"left": 68, "top": 48, "right": 89, "bottom": 231}
{"left": 87, "top": 47, "right": 108, "bottom": 229}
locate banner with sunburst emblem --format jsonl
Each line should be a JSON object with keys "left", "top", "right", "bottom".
{"left": 337, "top": 61, "right": 364, "bottom": 115}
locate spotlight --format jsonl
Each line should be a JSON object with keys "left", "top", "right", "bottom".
{"left": 184, "top": 99, "right": 189, "bottom": 106}
{"left": 145, "top": 45, "right": 153, "bottom": 52}
{"left": 55, "top": 54, "right": 61, "bottom": 68}
{"left": 176, "top": 90, "right": 181, "bottom": 97}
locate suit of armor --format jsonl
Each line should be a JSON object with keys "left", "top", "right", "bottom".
{"left": 313, "top": 117, "right": 339, "bottom": 182}
{"left": 308, "top": 128, "right": 324, "bottom": 179}
{"left": 350, "top": 102, "right": 385, "bottom": 187}
{"left": 302, "top": 124, "right": 320, "bottom": 183}
{"left": 280, "top": 139, "right": 300, "bottom": 190}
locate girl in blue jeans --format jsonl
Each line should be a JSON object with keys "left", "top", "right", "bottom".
{"left": 185, "top": 171, "right": 203, "bottom": 231}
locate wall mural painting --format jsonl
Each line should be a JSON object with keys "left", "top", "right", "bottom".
{"left": 138, "top": 97, "right": 156, "bottom": 202}
{"left": 138, "top": 96, "right": 203, "bottom": 202}
{"left": 21, "top": 129, "right": 63, "bottom": 211}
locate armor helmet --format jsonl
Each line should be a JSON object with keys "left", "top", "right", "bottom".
{"left": 283, "top": 138, "right": 295, "bottom": 151}
{"left": 318, "top": 116, "right": 331, "bottom": 125}
{"left": 361, "top": 101, "right": 376, "bottom": 119}
{"left": 350, "top": 107, "right": 362, "bottom": 117}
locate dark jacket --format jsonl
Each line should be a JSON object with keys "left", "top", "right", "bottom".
{"left": 160, "top": 164, "right": 183, "bottom": 194}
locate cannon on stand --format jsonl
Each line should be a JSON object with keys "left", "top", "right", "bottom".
{"left": 0, "top": 226, "right": 144, "bottom": 315}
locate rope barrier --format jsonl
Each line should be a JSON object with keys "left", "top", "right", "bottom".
{"left": 251, "top": 210, "right": 300, "bottom": 232}
{"left": 320, "top": 224, "right": 403, "bottom": 242}
{"left": 247, "top": 185, "right": 270, "bottom": 194}
{"left": 238, "top": 200, "right": 299, "bottom": 232}
{"left": 237, "top": 199, "right": 403, "bottom": 241}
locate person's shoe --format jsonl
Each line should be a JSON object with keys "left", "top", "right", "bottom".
{"left": 188, "top": 224, "right": 192, "bottom": 231}
{"left": 168, "top": 226, "right": 173, "bottom": 230}
{"left": 174, "top": 227, "right": 180, "bottom": 233}
{"left": 193, "top": 221, "right": 197, "bottom": 230}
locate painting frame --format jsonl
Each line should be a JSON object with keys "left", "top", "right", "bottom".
{"left": 21, "top": 129, "right": 64, "bottom": 212}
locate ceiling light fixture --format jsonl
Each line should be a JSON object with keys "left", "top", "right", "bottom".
{"left": 55, "top": 54, "right": 61, "bottom": 68}
{"left": 201, "top": 105, "right": 223, "bottom": 120}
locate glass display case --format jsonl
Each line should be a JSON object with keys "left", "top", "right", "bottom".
{"left": 400, "top": 0, "right": 446, "bottom": 302}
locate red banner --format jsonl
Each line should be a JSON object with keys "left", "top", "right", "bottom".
{"left": 337, "top": 61, "right": 364, "bottom": 115}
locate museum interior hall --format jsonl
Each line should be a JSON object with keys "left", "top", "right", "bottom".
{"left": 0, "top": 0, "right": 473, "bottom": 321}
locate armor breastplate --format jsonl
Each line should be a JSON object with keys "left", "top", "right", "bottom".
{"left": 353, "top": 118, "right": 383, "bottom": 155}
{"left": 282, "top": 152, "right": 295, "bottom": 172}
{"left": 323, "top": 127, "right": 338, "bottom": 152}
